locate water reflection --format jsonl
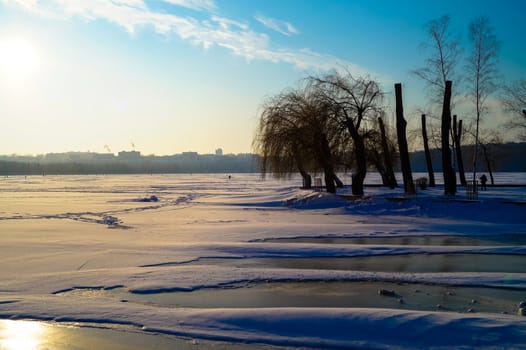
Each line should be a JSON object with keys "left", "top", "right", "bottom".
{"left": 60, "top": 281, "right": 524, "bottom": 315}
{"left": 195, "top": 254, "right": 526, "bottom": 273}
{"left": 261, "top": 234, "right": 526, "bottom": 246}
{"left": 0, "top": 319, "right": 287, "bottom": 349}
{"left": 0, "top": 320, "right": 47, "bottom": 350}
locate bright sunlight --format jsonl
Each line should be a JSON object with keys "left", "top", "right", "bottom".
{"left": 0, "top": 320, "right": 47, "bottom": 350}
{"left": 0, "top": 37, "right": 40, "bottom": 79}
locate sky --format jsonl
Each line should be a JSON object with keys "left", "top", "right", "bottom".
{"left": 0, "top": 0, "right": 524, "bottom": 156}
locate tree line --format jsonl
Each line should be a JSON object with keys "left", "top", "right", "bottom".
{"left": 254, "top": 15, "right": 526, "bottom": 195}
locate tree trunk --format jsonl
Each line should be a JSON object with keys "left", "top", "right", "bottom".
{"left": 378, "top": 117, "right": 397, "bottom": 188}
{"left": 421, "top": 114, "right": 436, "bottom": 187}
{"left": 324, "top": 172, "right": 336, "bottom": 193}
{"left": 333, "top": 174, "right": 344, "bottom": 188}
{"left": 481, "top": 144, "right": 495, "bottom": 186}
{"left": 452, "top": 115, "right": 466, "bottom": 186}
{"left": 295, "top": 153, "right": 311, "bottom": 189}
{"left": 441, "top": 80, "right": 456, "bottom": 195}
{"left": 344, "top": 119, "right": 366, "bottom": 196}
{"left": 318, "top": 133, "right": 337, "bottom": 194}
{"left": 352, "top": 135, "right": 367, "bottom": 196}
{"left": 300, "top": 171, "right": 312, "bottom": 189}
{"left": 378, "top": 170, "right": 389, "bottom": 187}
{"left": 457, "top": 118, "right": 466, "bottom": 185}
{"left": 394, "top": 83, "right": 415, "bottom": 194}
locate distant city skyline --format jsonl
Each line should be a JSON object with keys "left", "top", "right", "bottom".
{"left": 0, "top": 0, "right": 525, "bottom": 156}
{"left": 1, "top": 148, "right": 239, "bottom": 157}
{"left": 2, "top": 142, "right": 525, "bottom": 175}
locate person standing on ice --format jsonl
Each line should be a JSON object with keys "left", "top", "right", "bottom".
{"left": 480, "top": 174, "right": 488, "bottom": 191}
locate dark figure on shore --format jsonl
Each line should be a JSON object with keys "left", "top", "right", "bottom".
{"left": 480, "top": 174, "right": 488, "bottom": 191}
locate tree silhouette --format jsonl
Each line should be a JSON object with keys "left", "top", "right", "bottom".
{"left": 441, "top": 81, "right": 456, "bottom": 195}
{"left": 452, "top": 115, "right": 466, "bottom": 186}
{"left": 254, "top": 83, "right": 341, "bottom": 193}
{"left": 421, "top": 114, "right": 436, "bottom": 187}
{"left": 412, "top": 15, "right": 462, "bottom": 105}
{"left": 466, "top": 16, "right": 500, "bottom": 184}
{"left": 312, "top": 72, "right": 383, "bottom": 196}
{"left": 502, "top": 79, "right": 526, "bottom": 140}
{"left": 395, "top": 83, "right": 415, "bottom": 194}
{"left": 365, "top": 117, "right": 397, "bottom": 188}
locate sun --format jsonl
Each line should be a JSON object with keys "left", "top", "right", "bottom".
{"left": 0, "top": 37, "right": 40, "bottom": 79}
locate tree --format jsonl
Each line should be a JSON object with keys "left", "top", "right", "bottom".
{"left": 479, "top": 131, "right": 502, "bottom": 186}
{"left": 441, "top": 81, "right": 456, "bottom": 195}
{"left": 254, "top": 91, "right": 314, "bottom": 188}
{"left": 363, "top": 117, "right": 397, "bottom": 188}
{"left": 395, "top": 83, "right": 415, "bottom": 194}
{"left": 412, "top": 15, "right": 462, "bottom": 104}
{"left": 466, "top": 16, "right": 500, "bottom": 184}
{"left": 377, "top": 116, "right": 398, "bottom": 188}
{"left": 312, "top": 72, "right": 383, "bottom": 196}
{"left": 502, "top": 79, "right": 526, "bottom": 140}
{"left": 452, "top": 115, "right": 467, "bottom": 186}
{"left": 254, "top": 83, "right": 342, "bottom": 193}
{"left": 421, "top": 114, "right": 436, "bottom": 187}
{"left": 413, "top": 15, "right": 462, "bottom": 191}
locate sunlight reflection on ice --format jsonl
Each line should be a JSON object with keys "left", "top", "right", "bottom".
{"left": 0, "top": 320, "right": 47, "bottom": 350}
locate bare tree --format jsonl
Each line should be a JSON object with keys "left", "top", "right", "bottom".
{"left": 254, "top": 84, "right": 342, "bottom": 193}
{"left": 254, "top": 91, "right": 314, "bottom": 188}
{"left": 502, "top": 79, "right": 526, "bottom": 140}
{"left": 312, "top": 72, "right": 383, "bottom": 196}
{"left": 442, "top": 81, "right": 456, "bottom": 195}
{"left": 412, "top": 15, "right": 462, "bottom": 104}
{"left": 479, "top": 131, "right": 502, "bottom": 186}
{"left": 395, "top": 83, "right": 415, "bottom": 194}
{"left": 413, "top": 15, "right": 462, "bottom": 190}
{"left": 377, "top": 116, "right": 398, "bottom": 188}
{"left": 452, "top": 115, "right": 467, "bottom": 185}
{"left": 465, "top": 16, "right": 500, "bottom": 184}
{"left": 421, "top": 114, "right": 436, "bottom": 187}
{"left": 363, "top": 117, "right": 397, "bottom": 188}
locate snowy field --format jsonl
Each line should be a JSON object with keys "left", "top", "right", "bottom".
{"left": 0, "top": 173, "right": 525, "bottom": 349}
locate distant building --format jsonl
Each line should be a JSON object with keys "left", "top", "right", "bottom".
{"left": 45, "top": 152, "right": 94, "bottom": 162}
{"left": 118, "top": 150, "right": 141, "bottom": 159}
{"left": 215, "top": 148, "right": 223, "bottom": 156}
{"left": 93, "top": 153, "right": 115, "bottom": 160}
{"left": 182, "top": 152, "right": 198, "bottom": 157}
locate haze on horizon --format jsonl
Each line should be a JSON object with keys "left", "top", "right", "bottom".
{"left": 0, "top": 0, "right": 524, "bottom": 156}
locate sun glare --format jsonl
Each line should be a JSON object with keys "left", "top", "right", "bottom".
{"left": 0, "top": 38, "right": 40, "bottom": 79}
{"left": 0, "top": 320, "right": 47, "bottom": 350}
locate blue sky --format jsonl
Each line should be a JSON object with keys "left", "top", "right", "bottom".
{"left": 0, "top": 0, "right": 524, "bottom": 155}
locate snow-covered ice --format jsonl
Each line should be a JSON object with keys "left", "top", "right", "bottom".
{"left": 0, "top": 173, "right": 525, "bottom": 349}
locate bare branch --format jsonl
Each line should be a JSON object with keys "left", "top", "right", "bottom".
{"left": 501, "top": 79, "right": 526, "bottom": 140}
{"left": 412, "top": 15, "right": 463, "bottom": 104}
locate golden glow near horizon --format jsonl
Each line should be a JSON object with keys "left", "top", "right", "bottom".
{"left": 0, "top": 320, "right": 47, "bottom": 350}
{"left": 0, "top": 37, "right": 40, "bottom": 80}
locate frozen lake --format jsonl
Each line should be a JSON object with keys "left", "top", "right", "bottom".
{"left": 1, "top": 173, "right": 525, "bottom": 349}
{"left": 190, "top": 254, "right": 526, "bottom": 273}
{"left": 58, "top": 280, "right": 525, "bottom": 315}
{"left": 259, "top": 234, "right": 526, "bottom": 245}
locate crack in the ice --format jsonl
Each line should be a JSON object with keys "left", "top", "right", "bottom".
{"left": 77, "top": 260, "right": 91, "bottom": 271}
{"left": 0, "top": 194, "right": 197, "bottom": 227}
